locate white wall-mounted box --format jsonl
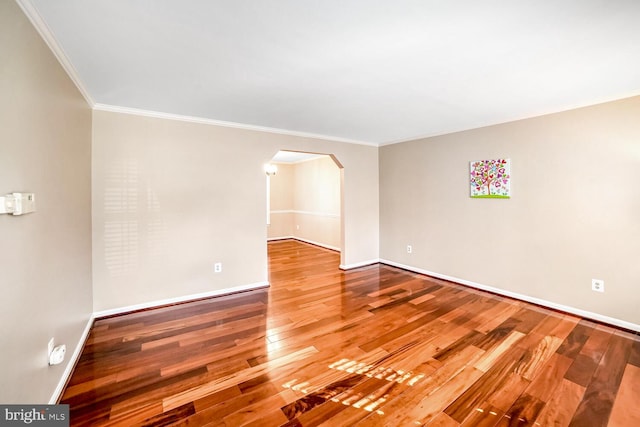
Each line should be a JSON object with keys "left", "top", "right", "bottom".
{"left": 0, "top": 192, "right": 36, "bottom": 215}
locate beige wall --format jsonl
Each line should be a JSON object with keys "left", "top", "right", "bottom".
{"left": 92, "top": 110, "right": 378, "bottom": 311}
{"left": 0, "top": 1, "right": 93, "bottom": 403}
{"left": 268, "top": 157, "right": 341, "bottom": 250}
{"left": 269, "top": 163, "right": 294, "bottom": 211}
{"left": 380, "top": 96, "right": 640, "bottom": 327}
{"left": 9, "top": 0, "right": 639, "bottom": 404}
{"left": 267, "top": 163, "right": 294, "bottom": 238}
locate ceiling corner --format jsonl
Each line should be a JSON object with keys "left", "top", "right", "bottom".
{"left": 16, "top": 0, "right": 95, "bottom": 107}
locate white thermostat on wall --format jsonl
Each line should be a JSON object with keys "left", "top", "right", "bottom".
{"left": 0, "top": 192, "right": 36, "bottom": 215}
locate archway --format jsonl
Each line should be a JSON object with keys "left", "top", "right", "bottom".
{"left": 265, "top": 150, "right": 344, "bottom": 263}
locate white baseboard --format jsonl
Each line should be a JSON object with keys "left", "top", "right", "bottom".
{"left": 267, "top": 235, "right": 295, "bottom": 241}
{"left": 268, "top": 236, "right": 341, "bottom": 252}
{"left": 49, "top": 314, "right": 94, "bottom": 404}
{"left": 340, "top": 258, "right": 381, "bottom": 270}
{"left": 46, "top": 259, "right": 639, "bottom": 405}
{"left": 93, "top": 281, "right": 270, "bottom": 319}
{"left": 293, "top": 237, "right": 341, "bottom": 252}
{"left": 49, "top": 281, "right": 270, "bottom": 403}
{"left": 380, "top": 259, "right": 640, "bottom": 333}
{"left": 269, "top": 238, "right": 374, "bottom": 269}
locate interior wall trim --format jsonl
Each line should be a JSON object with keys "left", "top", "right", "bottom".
{"left": 16, "top": 0, "right": 95, "bottom": 106}
{"left": 92, "top": 104, "right": 376, "bottom": 147}
{"left": 339, "top": 258, "right": 381, "bottom": 270}
{"left": 291, "top": 236, "right": 340, "bottom": 252}
{"left": 267, "top": 236, "right": 296, "bottom": 241}
{"left": 49, "top": 314, "right": 94, "bottom": 404}
{"left": 270, "top": 210, "right": 340, "bottom": 218}
{"left": 93, "top": 281, "right": 270, "bottom": 319}
{"left": 49, "top": 280, "right": 270, "bottom": 403}
{"left": 380, "top": 258, "right": 640, "bottom": 333}
{"left": 268, "top": 236, "right": 340, "bottom": 253}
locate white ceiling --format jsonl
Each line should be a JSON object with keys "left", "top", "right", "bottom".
{"left": 271, "top": 151, "right": 325, "bottom": 164}
{"left": 25, "top": 0, "right": 640, "bottom": 145}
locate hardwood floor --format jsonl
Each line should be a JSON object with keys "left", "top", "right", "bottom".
{"left": 61, "top": 239, "right": 640, "bottom": 426}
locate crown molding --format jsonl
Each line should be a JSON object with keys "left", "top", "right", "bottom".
{"left": 93, "top": 103, "right": 378, "bottom": 147}
{"left": 16, "top": 0, "right": 95, "bottom": 107}
{"left": 379, "top": 92, "right": 640, "bottom": 147}
{"left": 15, "top": 0, "right": 371, "bottom": 147}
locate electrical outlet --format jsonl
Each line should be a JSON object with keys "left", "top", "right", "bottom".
{"left": 406, "top": 245, "right": 412, "bottom": 254}
{"left": 214, "top": 262, "right": 222, "bottom": 273}
{"left": 592, "top": 279, "right": 604, "bottom": 293}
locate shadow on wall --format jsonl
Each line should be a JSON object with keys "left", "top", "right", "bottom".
{"left": 103, "top": 159, "right": 168, "bottom": 278}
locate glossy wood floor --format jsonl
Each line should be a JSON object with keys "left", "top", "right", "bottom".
{"left": 61, "top": 240, "right": 640, "bottom": 426}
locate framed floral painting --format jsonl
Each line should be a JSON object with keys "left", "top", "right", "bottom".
{"left": 470, "top": 159, "right": 510, "bottom": 198}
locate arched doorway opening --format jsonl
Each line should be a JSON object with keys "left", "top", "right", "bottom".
{"left": 265, "top": 150, "right": 344, "bottom": 263}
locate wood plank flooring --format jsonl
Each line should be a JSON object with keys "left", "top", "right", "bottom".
{"left": 61, "top": 239, "right": 640, "bottom": 426}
